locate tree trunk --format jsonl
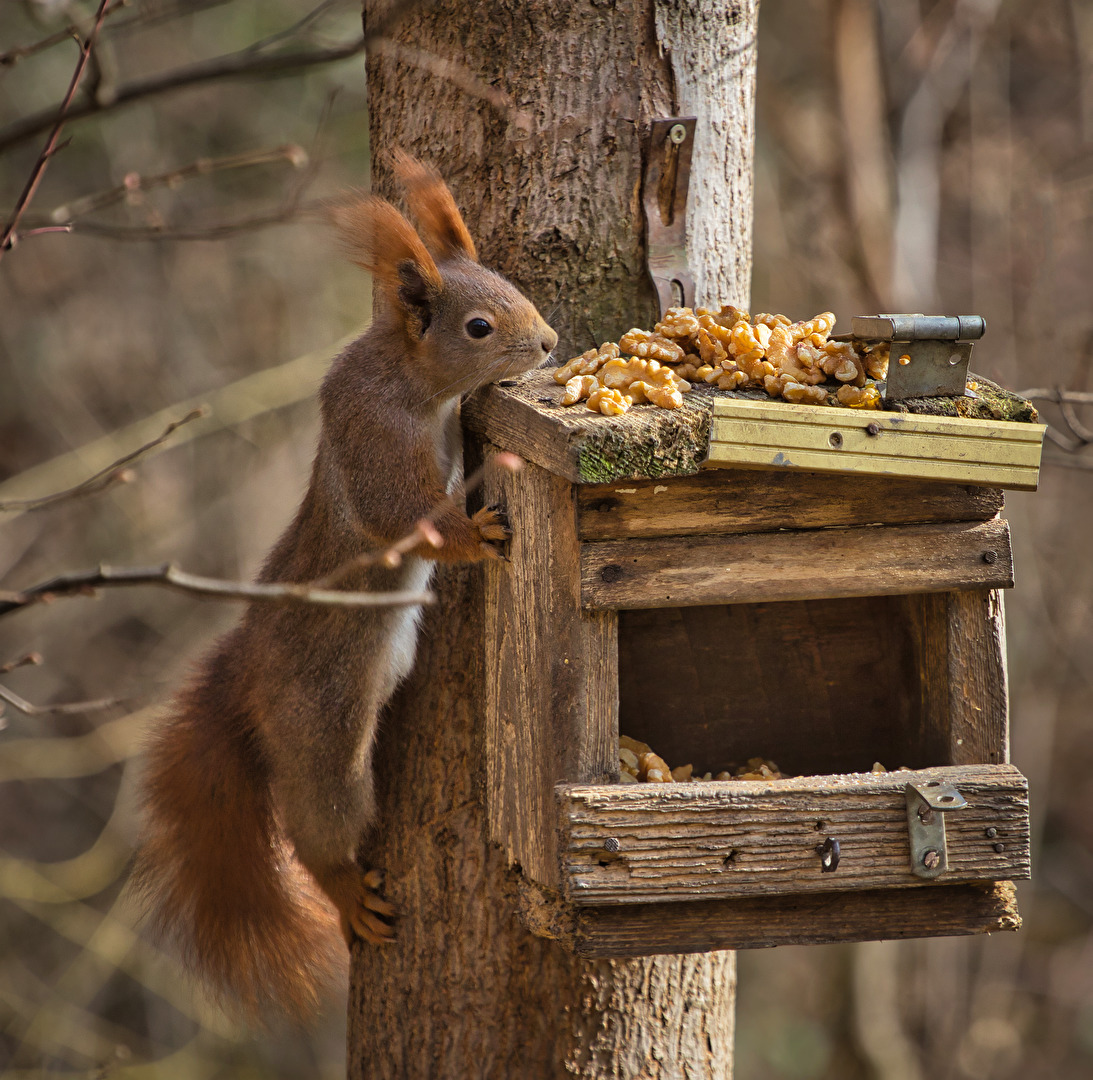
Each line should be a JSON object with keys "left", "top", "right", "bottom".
{"left": 351, "top": 3, "right": 758, "bottom": 1076}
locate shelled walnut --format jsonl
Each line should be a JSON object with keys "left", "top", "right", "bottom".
{"left": 618, "top": 736, "right": 785, "bottom": 783}
{"left": 556, "top": 304, "right": 889, "bottom": 413}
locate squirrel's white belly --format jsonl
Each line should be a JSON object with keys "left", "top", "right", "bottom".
{"left": 379, "top": 555, "right": 434, "bottom": 699}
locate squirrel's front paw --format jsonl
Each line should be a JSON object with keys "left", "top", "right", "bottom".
{"left": 346, "top": 867, "right": 398, "bottom": 946}
{"left": 471, "top": 504, "right": 511, "bottom": 557}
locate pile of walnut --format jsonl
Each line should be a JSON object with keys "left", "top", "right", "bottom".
{"left": 619, "top": 735, "right": 784, "bottom": 783}
{"left": 555, "top": 305, "right": 890, "bottom": 415}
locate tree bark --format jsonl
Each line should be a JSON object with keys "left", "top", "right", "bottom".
{"left": 351, "top": 3, "right": 758, "bottom": 1076}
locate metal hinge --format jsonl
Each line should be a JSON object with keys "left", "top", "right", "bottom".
{"left": 643, "top": 117, "right": 697, "bottom": 316}
{"left": 905, "top": 779, "right": 967, "bottom": 879}
{"left": 851, "top": 314, "right": 986, "bottom": 402}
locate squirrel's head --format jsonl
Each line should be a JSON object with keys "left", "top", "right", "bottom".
{"left": 332, "top": 154, "right": 557, "bottom": 402}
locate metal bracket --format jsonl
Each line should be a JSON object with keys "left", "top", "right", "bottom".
{"left": 643, "top": 117, "right": 696, "bottom": 316}
{"left": 905, "top": 779, "right": 967, "bottom": 879}
{"left": 851, "top": 314, "right": 986, "bottom": 402}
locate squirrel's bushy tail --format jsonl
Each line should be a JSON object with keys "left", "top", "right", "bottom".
{"left": 132, "top": 669, "right": 344, "bottom": 1022}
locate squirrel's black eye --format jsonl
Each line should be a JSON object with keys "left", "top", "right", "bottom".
{"left": 466, "top": 317, "right": 493, "bottom": 339}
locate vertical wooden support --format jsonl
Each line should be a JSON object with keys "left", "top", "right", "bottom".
{"left": 483, "top": 445, "right": 618, "bottom": 886}
{"left": 948, "top": 588, "right": 1010, "bottom": 765}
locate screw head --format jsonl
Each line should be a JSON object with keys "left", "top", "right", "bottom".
{"left": 604, "top": 837, "right": 620, "bottom": 853}
{"left": 923, "top": 850, "right": 942, "bottom": 870}
{"left": 669, "top": 123, "right": 687, "bottom": 144}
{"left": 866, "top": 422, "right": 880, "bottom": 436}
{"left": 993, "top": 842, "right": 1005, "bottom": 854}
{"left": 983, "top": 550, "right": 998, "bottom": 564}
{"left": 985, "top": 827, "right": 998, "bottom": 839}
{"left": 829, "top": 431, "right": 843, "bottom": 448}
{"left": 600, "top": 563, "right": 624, "bottom": 583}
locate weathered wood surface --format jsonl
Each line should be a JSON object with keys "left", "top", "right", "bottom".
{"left": 948, "top": 588, "right": 1010, "bottom": 765}
{"left": 581, "top": 518, "right": 1013, "bottom": 610}
{"left": 463, "top": 368, "right": 713, "bottom": 485}
{"left": 569, "top": 881, "right": 1021, "bottom": 957}
{"left": 617, "top": 597, "right": 945, "bottom": 779}
{"left": 577, "top": 469, "right": 1005, "bottom": 541}
{"left": 483, "top": 451, "right": 618, "bottom": 888}
{"left": 708, "top": 396, "right": 1045, "bottom": 490}
{"left": 558, "top": 765, "right": 1030, "bottom": 906}
{"left": 465, "top": 370, "right": 1040, "bottom": 487}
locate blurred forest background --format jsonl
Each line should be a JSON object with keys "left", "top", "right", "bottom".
{"left": 0, "top": 0, "right": 1090, "bottom": 1077}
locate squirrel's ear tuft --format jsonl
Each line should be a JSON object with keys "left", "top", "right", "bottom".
{"left": 392, "top": 150, "right": 478, "bottom": 263}
{"left": 328, "top": 194, "right": 442, "bottom": 306}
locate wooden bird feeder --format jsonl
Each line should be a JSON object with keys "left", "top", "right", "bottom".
{"left": 466, "top": 371, "right": 1044, "bottom": 958}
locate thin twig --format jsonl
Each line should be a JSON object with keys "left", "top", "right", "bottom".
{"left": 0, "top": 563, "right": 434, "bottom": 619}
{"left": 1016, "top": 388, "right": 1093, "bottom": 406}
{"left": 314, "top": 451, "right": 524, "bottom": 588}
{"left": 1018, "top": 388, "right": 1093, "bottom": 453}
{"left": 0, "top": 0, "right": 113, "bottom": 259}
{"left": 0, "top": 684, "right": 119, "bottom": 718}
{"left": 244, "top": 0, "right": 345, "bottom": 54}
{"left": 20, "top": 97, "right": 332, "bottom": 244}
{"left": 0, "top": 0, "right": 440, "bottom": 158}
{"left": 36, "top": 146, "right": 308, "bottom": 225}
{"left": 106, "top": 0, "right": 235, "bottom": 38}
{"left": 0, "top": 36, "right": 367, "bottom": 157}
{"left": 0, "top": 408, "right": 207, "bottom": 513}
{"left": 0, "top": 25, "right": 80, "bottom": 70}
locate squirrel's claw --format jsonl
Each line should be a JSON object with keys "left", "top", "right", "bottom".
{"left": 330, "top": 865, "right": 398, "bottom": 946}
{"left": 471, "top": 504, "right": 512, "bottom": 546}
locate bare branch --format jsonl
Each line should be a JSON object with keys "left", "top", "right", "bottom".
{"left": 18, "top": 94, "right": 334, "bottom": 244}
{"left": 106, "top": 0, "right": 235, "bottom": 37}
{"left": 244, "top": 0, "right": 346, "bottom": 54}
{"left": 43, "top": 196, "right": 326, "bottom": 242}
{"left": 0, "top": 652, "right": 43, "bottom": 676}
{"left": 316, "top": 451, "right": 524, "bottom": 587}
{"left": 0, "top": 683, "right": 119, "bottom": 718}
{"left": 0, "top": 408, "right": 207, "bottom": 514}
{"left": 0, "top": 35, "right": 368, "bottom": 158}
{"left": 1016, "top": 389, "right": 1093, "bottom": 406}
{"left": 1018, "top": 388, "right": 1093, "bottom": 453}
{"left": 0, "top": 25, "right": 80, "bottom": 70}
{"left": 36, "top": 146, "right": 308, "bottom": 225}
{"left": 0, "top": 0, "right": 114, "bottom": 260}
{"left": 0, "top": 563, "right": 434, "bottom": 619}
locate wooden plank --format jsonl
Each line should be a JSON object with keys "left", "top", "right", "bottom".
{"left": 948, "top": 588, "right": 1010, "bottom": 765}
{"left": 617, "top": 598, "right": 940, "bottom": 778}
{"left": 465, "top": 370, "right": 1039, "bottom": 487}
{"left": 898, "top": 592, "right": 953, "bottom": 767}
{"left": 569, "top": 881, "right": 1020, "bottom": 957}
{"left": 464, "top": 369, "right": 713, "bottom": 485}
{"left": 708, "top": 397, "right": 1045, "bottom": 490}
{"left": 580, "top": 518, "right": 1013, "bottom": 610}
{"left": 577, "top": 469, "right": 1005, "bottom": 541}
{"left": 482, "top": 449, "right": 618, "bottom": 888}
{"left": 557, "top": 765, "right": 1030, "bottom": 905}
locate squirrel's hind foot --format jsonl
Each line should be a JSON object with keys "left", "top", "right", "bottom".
{"left": 314, "top": 863, "right": 399, "bottom": 947}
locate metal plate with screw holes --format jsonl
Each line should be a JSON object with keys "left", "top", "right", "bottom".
{"left": 643, "top": 117, "right": 697, "bottom": 316}
{"left": 906, "top": 780, "right": 967, "bottom": 880}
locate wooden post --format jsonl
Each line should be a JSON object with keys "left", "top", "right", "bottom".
{"left": 351, "top": 1, "right": 758, "bottom": 1075}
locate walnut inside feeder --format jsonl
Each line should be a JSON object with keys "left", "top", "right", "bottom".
{"left": 557, "top": 305, "right": 890, "bottom": 414}
{"left": 619, "top": 735, "right": 784, "bottom": 783}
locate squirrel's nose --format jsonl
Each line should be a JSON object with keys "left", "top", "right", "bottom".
{"left": 540, "top": 326, "right": 559, "bottom": 357}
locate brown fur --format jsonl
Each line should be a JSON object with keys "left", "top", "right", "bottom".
{"left": 133, "top": 160, "right": 557, "bottom": 1021}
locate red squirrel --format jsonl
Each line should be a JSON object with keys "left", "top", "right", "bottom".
{"left": 132, "top": 155, "right": 558, "bottom": 1019}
